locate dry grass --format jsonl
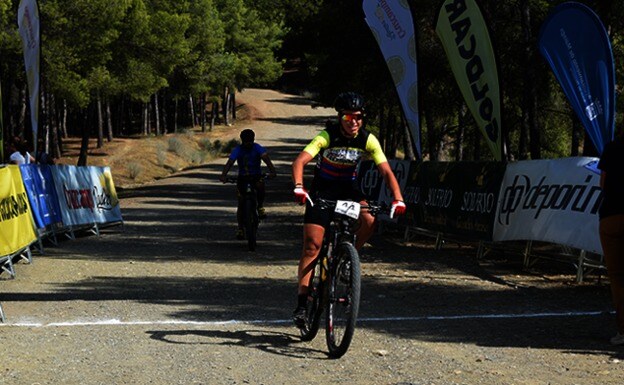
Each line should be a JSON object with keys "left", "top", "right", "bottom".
{"left": 54, "top": 108, "right": 251, "bottom": 190}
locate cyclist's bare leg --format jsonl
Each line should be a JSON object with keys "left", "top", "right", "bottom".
{"left": 355, "top": 204, "right": 376, "bottom": 250}
{"left": 297, "top": 223, "right": 325, "bottom": 295}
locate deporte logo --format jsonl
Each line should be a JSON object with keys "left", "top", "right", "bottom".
{"left": 498, "top": 174, "right": 602, "bottom": 225}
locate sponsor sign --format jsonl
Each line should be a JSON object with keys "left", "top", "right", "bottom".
{"left": 0, "top": 165, "right": 37, "bottom": 256}
{"left": 403, "top": 161, "right": 505, "bottom": 239}
{"left": 493, "top": 157, "right": 602, "bottom": 254}
{"left": 50, "top": 165, "right": 122, "bottom": 227}
{"left": 363, "top": 0, "right": 421, "bottom": 157}
{"left": 435, "top": 0, "right": 503, "bottom": 160}
{"left": 538, "top": 2, "right": 615, "bottom": 154}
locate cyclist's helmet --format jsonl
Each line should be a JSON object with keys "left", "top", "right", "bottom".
{"left": 240, "top": 129, "right": 255, "bottom": 142}
{"left": 334, "top": 92, "right": 365, "bottom": 113}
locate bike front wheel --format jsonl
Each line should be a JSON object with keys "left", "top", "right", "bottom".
{"left": 325, "top": 242, "right": 361, "bottom": 358}
{"left": 299, "top": 257, "right": 325, "bottom": 341}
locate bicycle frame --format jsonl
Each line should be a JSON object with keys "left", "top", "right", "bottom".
{"left": 299, "top": 198, "right": 388, "bottom": 357}
{"left": 224, "top": 175, "right": 265, "bottom": 251}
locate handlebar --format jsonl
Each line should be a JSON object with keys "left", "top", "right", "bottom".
{"left": 221, "top": 173, "right": 274, "bottom": 184}
{"left": 314, "top": 197, "right": 391, "bottom": 217}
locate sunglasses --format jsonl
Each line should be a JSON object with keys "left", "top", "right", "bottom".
{"left": 341, "top": 113, "right": 364, "bottom": 122}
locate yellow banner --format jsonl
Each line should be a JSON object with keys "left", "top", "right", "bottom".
{"left": 0, "top": 165, "right": 37, "bottom": 256}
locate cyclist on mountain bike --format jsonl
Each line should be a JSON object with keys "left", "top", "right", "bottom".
{"left": 220, "top": 129, "right": 277, "bottom": 239}
{"left": 291, "top": 92, "right": 406, "bottom": 327}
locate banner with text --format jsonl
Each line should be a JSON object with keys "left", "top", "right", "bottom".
{"left": 538, "top": 2, "right": 615, "bottom": 154}
{"left": 435, "top": 0, "right": 502, "bottom": 160}
{"left": 402, "top": 161, "right": 505, "bottom": 240}
{"left": 0, "top": 165, "right": 37, "bottom": 256}
{"left": 493, "top": 157, "right": 602, "bottom": 254}
{"left": 358, "top": 159, "right": 412, "bottom": 216}
{"left": 363, "top": 0, "right": 421, "bottom": 157}
{"left": 50, "top": 165, "right": 122, "bottom": 227}
{"left": 20, "top": 164, "right": 63, "bottom": 229}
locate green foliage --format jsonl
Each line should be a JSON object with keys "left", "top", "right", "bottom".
{"left": 222, "top": 139, "right": 239, "bottom": 154}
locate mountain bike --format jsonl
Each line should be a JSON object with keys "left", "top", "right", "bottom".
{"left": 299, "top": 198, "right": 389, "bottom": 358}
{"left": 224, "top": 174, "right": 267, "bottom": 251}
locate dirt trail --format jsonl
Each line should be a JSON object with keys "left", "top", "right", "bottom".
{"left": 0, "top": 89, "right": 622, "bottom": 385}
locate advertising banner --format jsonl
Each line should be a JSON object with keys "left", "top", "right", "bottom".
{"left": 403, "top": 161, "right": 505, "bottom": 239}
{"left": 0, "top": 84, "right": 3, "bottom": 161}
{"left": 363, "top": 0, "right": 421, "bottom": 158}
{"left": 538, "top": 2, "right": 615, "bottom": 154}
{"left": 493, "top": 157, "right": 602, "bottom": 254}
{"left": 20, "top": 164, "right": 62, "bottom": 229}
{"left": 358, "top": 159, "right": 413, "bottom": 222}
{"left": 51, "top": 165, "right": 122, "bottom": 227}
{"left": 17, "top": 0, "right": 41, "bottom": 154}
{"left": 435, "top": 0, "right": 502, "bottom": 160}
{"left": 0, "top": 165, "right": 37, "bottom": 256}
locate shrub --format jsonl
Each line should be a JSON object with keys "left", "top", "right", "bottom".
{"left": 127, "top": 162, "right": 142, "bottom": 180}
{"left": 168, "top": 137, "right": 183, "bottom": 153}
{"left": 156, "top": 145, "right": 167, "bottom": 166}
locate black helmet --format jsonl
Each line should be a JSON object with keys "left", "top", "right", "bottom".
{"left": 334, "top": 92, "right": 365, "bottom": 113}
{"left": 240, "top": 129, "right": 255, "bottom": 142}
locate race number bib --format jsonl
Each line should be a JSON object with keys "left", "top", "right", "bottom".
{"left": 335, "top": 200, "right": 360, "bottom": 219}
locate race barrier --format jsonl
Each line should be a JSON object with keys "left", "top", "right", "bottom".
{"left": 0, "top": 165, "right": 38, "bottom": 277}
{"left": 50, "top": 165, "right": 122, "bottom": 237}
{"left": 358, "top": 157, "right": 604, "bottom": 281}
{"left": 1, "top": 164, "right": 123, "bottom": 282}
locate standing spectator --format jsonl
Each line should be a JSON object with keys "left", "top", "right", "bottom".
{"left": 598, "top": 129, "right": 624, "bottom": 346}
{"left": 9, "top": 137, "right": 35, "bottom": 165}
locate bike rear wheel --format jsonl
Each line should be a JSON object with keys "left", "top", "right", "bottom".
{"left": 299, "top": 257, "right": 325, "bottom": 341}
{"left": 244, "top": 198, "right": 258, "bottom": 251}
{"left": 325, "top": 242, "right": 361, "bottom": 358}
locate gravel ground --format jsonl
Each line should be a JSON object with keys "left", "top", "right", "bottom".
{"left": 1, "top": 89, "right": 623, "bottom": 385}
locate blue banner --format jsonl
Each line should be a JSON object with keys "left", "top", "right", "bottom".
{"left": 20, "top": 164, "right": 63, "bottom": 229}
{"left": 538, "top": 2, "right": 615, "bottom": 154}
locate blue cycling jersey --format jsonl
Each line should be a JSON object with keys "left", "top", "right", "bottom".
{"left": 228, "top": 143, "right": 267, "bottom": 176}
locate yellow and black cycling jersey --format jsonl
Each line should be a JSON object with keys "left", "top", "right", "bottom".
{"left": 303, "top": 122, "right": 386, "bottom": 184}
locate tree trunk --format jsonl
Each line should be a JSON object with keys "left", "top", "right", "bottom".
{"left": 106, "top": 99, "right": 113, "bottom": 142}
{"left": 97, "top": 92, "right": 104, "bottom": 148}
{"left": 154, "top": 92, "right": 160, "bottom": 136}
{"left": 174, "top": 98, "right": 179, "bottom": 133}
{"left": 201, "top": 93, "right": 206, "bottom": 133}
{"left": 223, "top": 89, "right": 231, "bottom": 126}
{"left": 77, "top": 108, "right": 91, "bottom": 166}
{"left": 402, "top": 115, "right": 416, "bottom": 160}
{"left": 231, "top": 92, "right": 236, "bottom": 122}
{"left": 455, "top": 105, "right": 465, "bottom": 161}
{"left": 210, "top": 101, "right": 218, "bottom": 131}
{"left": 520, "top": 0, "right": 540, "bottom": 160}
{"left": 61, "top": 99, "right": 68, "bottom": 138}
{"left": 161, "top": 94, "right": 168, "bottom": 134}
{"left": 143, "top": 103, "right": 149, "bottom": 135}
{"left": 188, "top": 94, "right": 196, "bottom": 129}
